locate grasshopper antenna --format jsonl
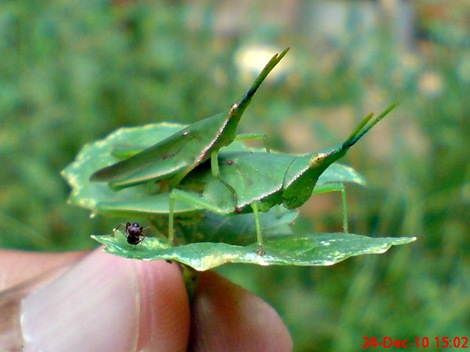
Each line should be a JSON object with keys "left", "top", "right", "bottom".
{"left": 343, "top": 102, "right": 399, "bottom": 149}
{"left": 236, "top": 48, "right": 290, "bottom": 108}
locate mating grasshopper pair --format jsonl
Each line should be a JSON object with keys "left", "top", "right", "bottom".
{"left": 91, "top": 48, "right": 397, "bottom": 254}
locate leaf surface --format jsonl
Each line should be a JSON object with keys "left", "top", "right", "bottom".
{"left": 92, "top": 231, "right": 416, "bottom": 271}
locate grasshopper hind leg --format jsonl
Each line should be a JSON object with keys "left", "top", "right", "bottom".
{"left": 211, "top": 150, "right": 240, "bottom": 210}
{"left": 213, "top": 151, "right": 265, "bottom": 255}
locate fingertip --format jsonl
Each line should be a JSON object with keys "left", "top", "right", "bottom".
{"left": 189, "top": 272, "right": 293, "bottom": 352}
{"left": 135, "top": 260, "right": 190, "bottom": 351}
{"left": 21, "top": 249, "right": 190, "bottom": 352}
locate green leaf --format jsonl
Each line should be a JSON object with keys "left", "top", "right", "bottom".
{"left": 92, "top": 231, "right": 417, "bottom": 271}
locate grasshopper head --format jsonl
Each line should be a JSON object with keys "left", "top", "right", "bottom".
{"left": 282, "top": 150, "right": 342, "bottom": 209}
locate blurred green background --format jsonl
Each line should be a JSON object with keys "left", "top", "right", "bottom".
{"left": 1, "top": 0, "right": 468, "bottom": 350}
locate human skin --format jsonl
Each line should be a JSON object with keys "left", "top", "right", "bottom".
{"left": 0, "top": 249, "right": 293, "bottom": 351}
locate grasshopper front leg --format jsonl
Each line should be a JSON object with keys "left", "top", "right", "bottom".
{"left": 234, "top": 133, "right": 271, "bottom": 153}
{"left": 168, "top": 189, "right": 266, "bottom": 253}
{"left": 168, "top": 188, "right": 229, "bottom": 245}
{"left": 251, "top": 201, "right": 266, "bottom": 256}
{"left": 340, "top": 185, "right": 348, "bottom": 233}
{"left": 168, "top": 194, "right": 176, "bottom": 245}
{"left": 313, "top": 182, "right": 349, "bottom": 233}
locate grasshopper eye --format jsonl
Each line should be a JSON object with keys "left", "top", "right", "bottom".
{"left": 229, "top": 103, "right": 239, "bottom": 114}
{"left": 309, "top": 154, "right": 327, "bottom": 168}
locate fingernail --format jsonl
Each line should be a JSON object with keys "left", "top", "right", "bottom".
{"left": 21, "top": 250, "right": 139, "bottom": 352}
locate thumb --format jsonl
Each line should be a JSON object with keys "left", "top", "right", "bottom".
{"left": 21, "top": 249, "right": 189, "bottom": 352}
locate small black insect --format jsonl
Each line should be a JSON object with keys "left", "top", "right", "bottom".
{"left": 115, "top": 222, "right": 150, "bottom": 245}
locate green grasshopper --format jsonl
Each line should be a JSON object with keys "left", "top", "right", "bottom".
{"left": 97, "top": 103, "right": 397, "bottom": 254}
{"left": 90, "top": 48, "right": 289, "bottom": 190}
